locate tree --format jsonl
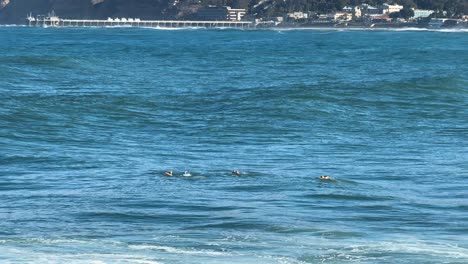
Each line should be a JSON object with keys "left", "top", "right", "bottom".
{"left": 399, "top": 6, "right": 415, "bottom": 18}
{"left": 389, "top": 11, "right": 400, "bottom": 18}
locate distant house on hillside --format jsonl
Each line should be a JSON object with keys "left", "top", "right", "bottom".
{"left": 371, "top": 14, "right": 391, "bottom": 22}
{"left": 287, "top": 12, "right": 308, "bottom": 20}
{"left": 413, "top": 9, "right": 434, "bottom": 19}
{"left": 360, "top": 4, "right": 382, "bottom": 16}
{"left": 328, "top": 12, "right": 352, "bottom": 21}
{"left": 342, "top": 6, "right": 353, "bottom": 13}
{"left": 382, "top": 4, "right": 403, "bottom": 14}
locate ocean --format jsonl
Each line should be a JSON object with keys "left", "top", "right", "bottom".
{"left": 0, "top": 27, "right": 467, "bottom": 263}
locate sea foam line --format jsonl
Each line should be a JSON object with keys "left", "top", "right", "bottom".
{"left": 346, "top": 241, "right": 468, "bottom": 259}
{"left": 129, "top": 244, "right": 231, "bottom": 256}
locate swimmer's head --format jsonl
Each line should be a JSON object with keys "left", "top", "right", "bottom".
{"left": 165, "top": 171, "right": 173, "bottom": 176}
{"left": 319, "top": 175, "right": 330, "bottom": 180}
{"left": 232, "top": 170, "right": 241, "bottom": 175}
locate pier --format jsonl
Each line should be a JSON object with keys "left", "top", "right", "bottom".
{"left": 26, "top": 14, "right": 254, "bottom": 29}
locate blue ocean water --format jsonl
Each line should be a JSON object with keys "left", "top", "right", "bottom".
{"left": 0, "top": 27, "right": 467, "bottom": 263}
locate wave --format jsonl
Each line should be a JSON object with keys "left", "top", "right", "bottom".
{"left": 346, "top": 240, "right": 468, "bottom": 259}
{"left": 0, "top": 251, "right": 163, "bottom": 264}
{"left": 2, "top": 237, "right": 467, "bottom": 263}
{"left": 301, "top": 240, "right": 468, "bottom": 263}
{"left": 268, "top": 26, "right": 468, "bottom": 32}
{"left": 128, "top": 245, "right": 230, "bottom": 256}
{"left": 434, "top": 28, "right": 468, "bottom": 33}
{"left": 0, "top": 24, "right": 27, "bottom": 27}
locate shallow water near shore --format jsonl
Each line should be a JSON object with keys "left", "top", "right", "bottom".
{"left": 0, "top": 27, "right": 467, "bottom": 263}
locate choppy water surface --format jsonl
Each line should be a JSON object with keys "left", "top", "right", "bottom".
{"left": 0, "top": 27, "right": 467, "bottom": 263}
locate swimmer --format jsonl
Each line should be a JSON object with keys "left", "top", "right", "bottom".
{"left": 319, "top": 175, "right": 331, "bottom": 180}
{"left": 232, "top": 170, "right": 241, "bottom": 175}
{"left": 164, "top": 171, "right": 173, "bottom": 177}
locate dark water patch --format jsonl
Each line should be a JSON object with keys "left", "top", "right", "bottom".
{"left": 0, "top": 155, "right": 60, "bottom": 166}
{"left": 356, "top": 204, "right": 396, "bottom": 211}
{"left": 76, "top": 211, "right": 211, "bottom": 224}
{"left": 184, "top": 221, "right": 271, "bottom": 231}
{"left": 221, "top": 184, "right": 279, "bottom": 192}
{"left": 303, "top": 193, "right": 394, "bottom": 202}
{"left": 175, "top": 204, "right": 254, "bottom": 212}
{"left": 0, "top": 55, "right": 77, "bottom": 68}
{"left": 115, "top": 201, "right": 254, "bottom": 213}
{"left": 0, "top": 182, "right": 45, "bottom": 191}
{"left": 264, "top": 226, "right": 322, "bottom": 234}
{"left": 400, "top": 201, "right": 468, "bottom": 212}
{"left": 445, "top": 227, "right": 468, "bottom": 233}
{"left": 317, "top": 230, "right": 365, "bottom": 239}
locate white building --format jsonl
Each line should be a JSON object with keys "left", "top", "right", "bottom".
{"left": 382, "top": 4, "right": 403, "bottom": 14}
{"left": 287, "top": 12, "right": 308, "bottom": 20}
{"left": 328, "top": 12, "right": 352, "bottom": 21}
{"left": 226, "top": 7, "right": 246, "bottom": 21}
{"left": 360, "top": 4, "right": 382, "bottom": 15}
{"left": 342, "top": 6, "right": 353, "bottom": 13}
{"left": 413, "top": 9, "right": 434, "bottom": 18}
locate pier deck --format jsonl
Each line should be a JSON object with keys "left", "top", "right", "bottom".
{"left": 27, "top": 17, "right": 254, "bottom": 29}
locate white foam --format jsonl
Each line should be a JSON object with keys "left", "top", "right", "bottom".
{"left": 0, "top": 247, "right": 163, "bottom": 264}
{"left": 129, "top": 245, "right": 230, "bottom": 256}
{"left": 142, "top": 26, "right": 192, "bottom": 31}
{"left": 268, "top": 26, "right": 468, "bottom": 32}
{"left": 435, "top": 28, "right": 468, "bottom": 33}
{"left": 0, "top": 24, "right": 27, "bottom": 27}
{"left": 346, "top": 240, "right": 468, "bottom": 259}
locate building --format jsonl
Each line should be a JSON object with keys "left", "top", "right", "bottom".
{"left": 371, "top": 14, "right": 391, "bottom": 22}
{"left": 382, "top": 4, "right": 403, "bottom": 14}
{"left": 352, "top": 6, "right": 362, "bottom": 19}
{"left": 226, "top": 7, "right": 246, "bottom": 21}
{"left": 360, "top": 4, "right": 382, "bottom": 16}
{"left": 413, "top": 9, "right": 434, "bottom": 19}
{"left": 342, "top": 6, "right": 353, "bottom": 13}
{"left": 318, "top": 14, "right": 328, "bottom": 20}
{"left": 328, "top": 12, "right": 352, "bottom": 21}
{"left": 287, "top": 12, "right": 308, "bottom": 20}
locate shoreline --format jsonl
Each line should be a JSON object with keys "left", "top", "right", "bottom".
{"left": 1, "top": 24, "right": 467, "bottom": 32}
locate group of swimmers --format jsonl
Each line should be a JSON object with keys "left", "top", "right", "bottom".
{"left": 164, "top": 170, "right": 333, "bottom": 180}
{"left": 164, "top": 170, "right": 241, "bottom": 177}
{"left": 164, "top": 171, "right": 192, "bottom": 177}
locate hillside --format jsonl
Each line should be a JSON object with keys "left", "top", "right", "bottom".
{"left": 0, "top": 0, "right": 174, "bottom": 24}
{"left": 248, "top": 0, "right": 467, "bottom": 18}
